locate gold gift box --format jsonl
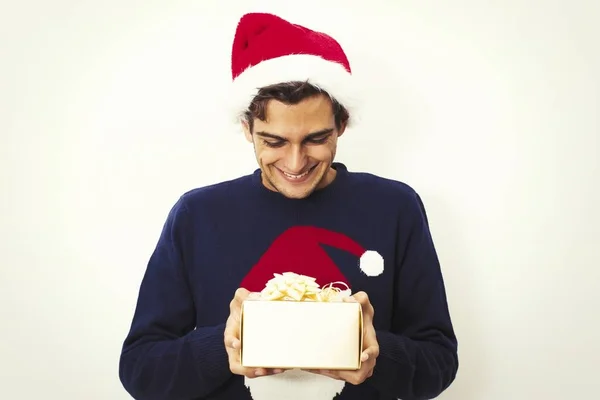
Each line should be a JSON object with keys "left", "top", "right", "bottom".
{"left": 240, "top": 299, "right": 363, "bottom": 370}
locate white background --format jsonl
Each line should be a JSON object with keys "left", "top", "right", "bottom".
{"left": 1, "top": 0, "right": 599, "bottom": 399}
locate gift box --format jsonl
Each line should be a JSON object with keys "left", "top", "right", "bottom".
{"left": 240, "top": 272, "right": 363, "bottom": 370}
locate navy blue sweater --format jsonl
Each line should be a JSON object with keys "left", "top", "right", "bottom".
{"left": 119, "top": 163, "right": 458, "bottom": 400}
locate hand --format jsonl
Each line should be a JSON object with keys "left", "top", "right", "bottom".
{"left": 224, "top": 288, "right": 285, "bottom": 378}
{"left": 305, "top": 291, "right": 379, "bottom": 385}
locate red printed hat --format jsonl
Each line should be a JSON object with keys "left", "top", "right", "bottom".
{"left": 240, "top": 226, "right": 384, "bottom": 293}
{"left": 227, "top": 13, "right": 362, "bottom": 126}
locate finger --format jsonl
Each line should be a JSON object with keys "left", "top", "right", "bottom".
{"left": 229, "top": 298, "right": 241, "bottom": 313}
{"left": 247, "top": 291, "right": 261, "bottom": 300}
{"left": 225, "top": 336, "right": 240, "bottom": 350}
{"left": 361, "top": 351, "right": 370, "bottom": 362}
{"left": 230, "top": 289, "right": 249, "bottom": 313}
{"left": 230, "top": 364, "right": 255, "bottom": 377}
{"left": 361, "top": 346, "right": 378, "bottom": 362}
{"left": 351, "top": 292, "right": 375, "bottom": 317}
{"left": 224, "top": 321, "right": 240, "bottom": 348}
{"left": 352, "top": 291, "right": 369, "bottom": 305}
{"left": 224, "top": 324, "right": 241, "bottom": 350}
{"left": 252, "top": 368, "right": 268, "bottom": 377}
{"left": 303, "top": 369, "right": 342, "bottom": 380}
{"left": 234, "top": 287, "right": 251, "bottom": 301}
{"left": 245, "top": 368, "right": 287, "bottom": 378}
{"left": 229, "top": 362, "right": 256, "bottom": 378}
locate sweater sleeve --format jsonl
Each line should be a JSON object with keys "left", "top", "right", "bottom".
{"left": 368, "top": 191, "right": 459, "bottom": 400}
{"left": 119, "top": 196, "right": 231, "bottom": 400}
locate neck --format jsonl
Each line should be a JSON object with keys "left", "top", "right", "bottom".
{"left": 316, "top": 166, "right": 337, "bottom": 190}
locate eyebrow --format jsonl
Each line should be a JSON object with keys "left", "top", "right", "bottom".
{"left": 255, "top": 128, "right": 334, "bottom": 141}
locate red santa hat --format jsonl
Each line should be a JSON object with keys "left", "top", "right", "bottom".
{"left": 240, "top": 226, "right": 384, "bottom": 293}
{"left": 227, "top": 12, "right": 361, "bottom": 126}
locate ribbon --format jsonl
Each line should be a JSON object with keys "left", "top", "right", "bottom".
{"left": 259, "top": 272, "right": 351, "bottom": 302}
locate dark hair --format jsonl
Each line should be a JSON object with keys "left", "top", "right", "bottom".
{"left": 243, "top": 81, "right": 349, "bottom": 133}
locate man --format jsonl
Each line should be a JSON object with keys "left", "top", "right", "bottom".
{"left": 119, "top": 12, "right": 458, "bottom": 400}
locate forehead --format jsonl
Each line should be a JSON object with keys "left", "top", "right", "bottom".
{"left": 255, "top": 94, "right": 335, "bottom": 137}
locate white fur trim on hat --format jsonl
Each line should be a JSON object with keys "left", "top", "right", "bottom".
{"left": 359, "top": 250, "right": 384, "bottom": 277}
{"left": 226, "top": 54, "right": 362, "bottom": 127}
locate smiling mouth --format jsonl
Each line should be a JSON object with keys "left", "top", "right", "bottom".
{"left": 278, "top": 165, "right": 317, "bottom": 182}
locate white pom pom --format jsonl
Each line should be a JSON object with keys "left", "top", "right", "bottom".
{"left": 359, "top": 250, "right": 384, "bottom": 277}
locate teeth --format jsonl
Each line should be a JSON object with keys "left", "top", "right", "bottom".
{"left": 282, "top": 169, "right": 311, "bottom": 179}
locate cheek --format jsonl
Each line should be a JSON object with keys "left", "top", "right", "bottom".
{"left": 258, "top": 144, "right": 335, "bottom": 165}
{"left": 307, "top": 144, "right": 335, "bottom": 160}
{"left": 256, "top": 147, "right": 280, "bottom": 165}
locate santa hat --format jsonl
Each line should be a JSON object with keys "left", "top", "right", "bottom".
{"left": 239, "top": 226, "right": 384, "bottom": 293}
{"left": 227, "top": 12, "right": 361, "bottom": 126}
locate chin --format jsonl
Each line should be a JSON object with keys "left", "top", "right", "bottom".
{"left": 245, "top": 369, "right": 346, "bottom": 400}
{"left": 278, "top": 184, "right": 320, "bottom": 200}
{"left": 277, "top": 186, "right": 317, "bottom": 199}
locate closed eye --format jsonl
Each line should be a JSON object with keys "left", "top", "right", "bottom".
{"left": 262, "top": 140, "right": 285, "bottom": 148}
{"left": 307, "top": 136, "right": 329, "bottom": 144}
{"left": 257, "top": 129, "right": 333, "bottom": 148}
{"left": 262, "top": 136, "right": 329, "bottom": 147}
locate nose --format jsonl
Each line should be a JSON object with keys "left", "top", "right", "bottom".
{"left": 285, "top": 144, "right": 308, "bottom": 173}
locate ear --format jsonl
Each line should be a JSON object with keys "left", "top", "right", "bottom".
{"left": 336, "top": 120, "right": 347, "bottom": 138}
{"left": 242, "top": 120, "right": 253, "bottom": 143}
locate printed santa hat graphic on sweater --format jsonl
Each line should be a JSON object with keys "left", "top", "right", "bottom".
{"left": 240, "top": 226, "right": 384, "bottom": 400}
{"left": 240, "top": 226, "right": 384, "bottom": 292}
